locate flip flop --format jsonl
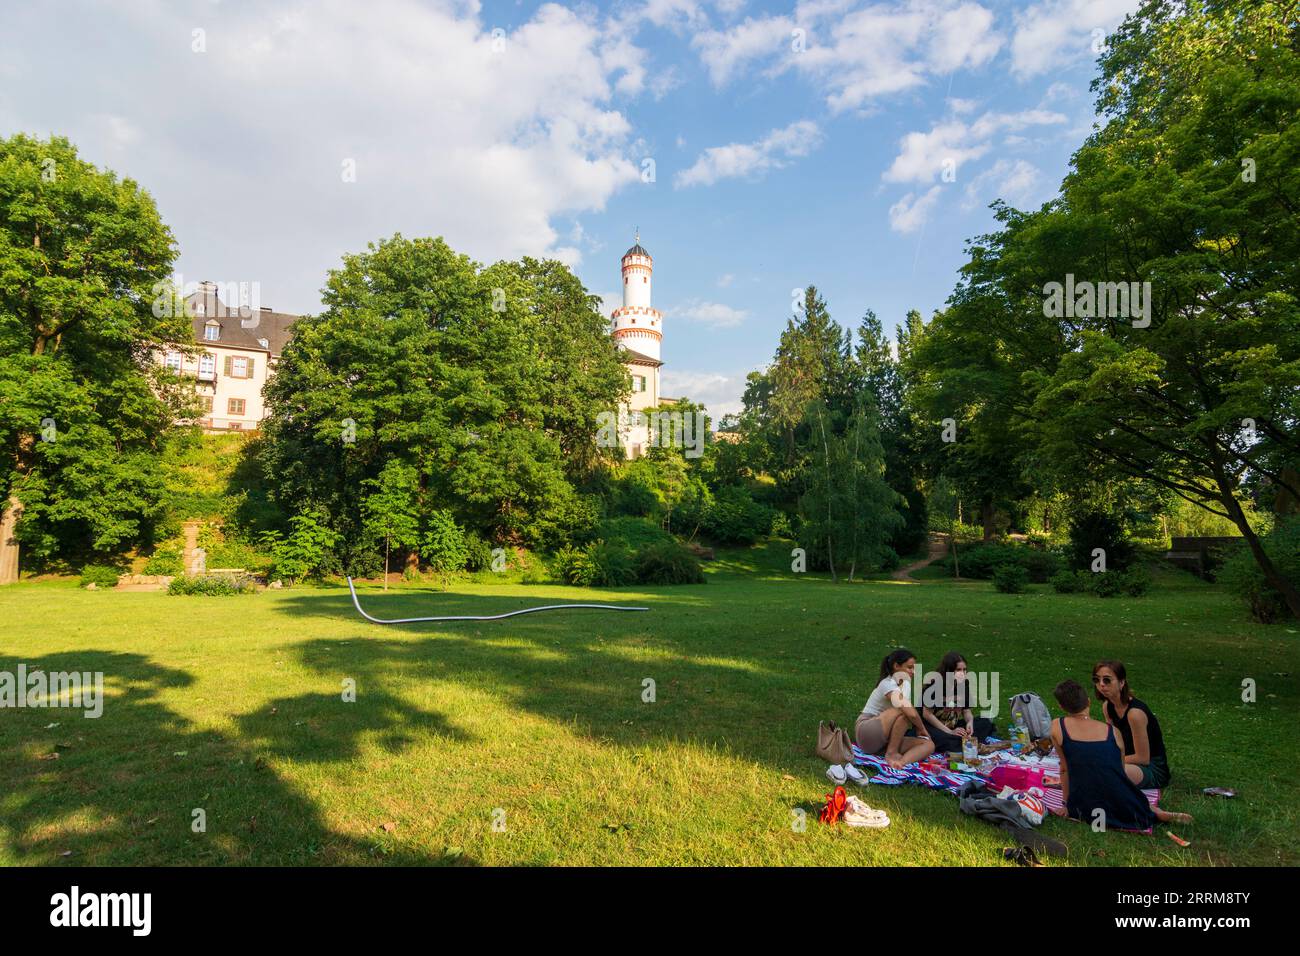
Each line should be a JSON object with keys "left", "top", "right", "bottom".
{"left": 843, "top": 763, "right": 868, "bottom": 786}
{"left": 826, "top": 764, "right": 848, "bottom": 786}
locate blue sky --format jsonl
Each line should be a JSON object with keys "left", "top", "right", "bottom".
{"left": 0, "top": 0, "right": 1137, "bottom": 416}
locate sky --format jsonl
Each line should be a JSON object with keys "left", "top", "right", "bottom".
{"left": 0, "top": 0, "right": 1139, "bottom": 418}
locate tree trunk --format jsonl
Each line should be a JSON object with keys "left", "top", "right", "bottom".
{"left": 815, "top": 406, "right": 837, "bottom": 583}
{"left": 384, "top": 536, "right": 390, "bottom": 591}
{"left": 1212, "top": 463, "right": 1300, "bottom": 619}
{"left": 0, "top": 493, "right": 21, "bottom": 585}
{"left": 981, "top": 499, "right": 997, "bottom": 541}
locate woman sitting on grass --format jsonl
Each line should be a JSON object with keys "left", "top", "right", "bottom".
{"left": 855, "top": 648, "right": 935, "bottom": 769}
{"left": 921, "top": 651, "right": 996, "bottom": 754}
{"left": 1093, "top": 660, "right": 1170, "bottom": 791}
{"left": 1048, "top": 679, "right": 1191, "bottom": 829}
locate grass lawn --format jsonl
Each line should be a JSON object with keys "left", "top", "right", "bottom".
{"left": 2, "top": 544, "right": 1297, "bottom": 866}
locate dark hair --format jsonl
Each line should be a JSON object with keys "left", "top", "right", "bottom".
{"left": 1091, "top": 660, "right": 1132, "bottom": 703}
{"left": 1054, "top": 679, "right": 1090, "bottom": 714}
{"left": 937, "top": 651, "right": 967, "bottom": 676}
{"left": 926, "top": 651, "right": 970, "bottom": 706}
{"left": 880, "top": 648, "right": 916, "bottom": 681}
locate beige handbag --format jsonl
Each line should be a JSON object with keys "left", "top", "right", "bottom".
{"left": 816, "top": 720, "right": 854, "bottom": 764}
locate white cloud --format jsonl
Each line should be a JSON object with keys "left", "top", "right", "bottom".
{"left": 675, "top": 119, "right": 822, "bottom": 187}
{"left": 660, "top": 369, "right": 745, "bottom": 418}
{"left": 0, "top": 0, "right": 660, "bottom": 314}
{"left": 693, "top": 1, "right": 1003, "bottom": 113}
{"left": 1010, "top": 0, "right": 1137, "bottom": 78}
{"left": 961, "top": 158, "right": 1043, "bottom": 210}
{"left": 673, "top": 299, "right": 750, "bottom": 327}
{"left": 882, "top": 108, "right": 1065, "bottom": 184}
{"left": 888, "top": 185, "right": 942, "bottom": 233}
{"left": 692, "top": 14, "right": 796, "bottom": 86}
{"left": 716, "top": 273, "right": 735, "bottom": 287}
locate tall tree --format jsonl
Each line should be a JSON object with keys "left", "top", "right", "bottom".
{"left": 0, "top": 134, "right": 188, "bottom": 579}
{"left": 918, "top": 0, "right": 1300, "bottom": 614}
{"left": 261, "top": 235, "right": 623, "bottom": 561}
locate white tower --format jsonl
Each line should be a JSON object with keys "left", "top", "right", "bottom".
{"left": 611, "top": 232, "right": 663, "bottom": 457}
{"left": 611, "top": 232, "right": 662, "bottom": 360}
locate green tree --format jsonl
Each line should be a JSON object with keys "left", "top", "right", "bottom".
{"left": 361, "top": 460, "right": 421, "bottom": 590}
{"left": 260, "top": 235, "right": 622, "bottom": 558}
{"left": 0, "top": 134, "right": 190, "bottom": 579}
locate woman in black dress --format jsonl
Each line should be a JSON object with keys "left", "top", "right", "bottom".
{"left": 1093, "top": 660, "right": 1170, "bottom": 790}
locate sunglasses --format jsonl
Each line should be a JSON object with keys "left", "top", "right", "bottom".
{"left": 1092, "top": 676, "right": 1114, "bottom": 685}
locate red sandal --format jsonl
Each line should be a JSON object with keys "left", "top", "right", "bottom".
{"left": 819, "top": 785, "right": 849, "bottom": 824}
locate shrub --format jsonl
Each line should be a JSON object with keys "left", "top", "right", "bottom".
{"left": 463, "top": 531, "right": 494, "bottom": 572}
{"left": 1088, "top": 571, "right": 1124, "bottom": 598}
{"left": 79, "top": 564, "right": 122, "bottom": 589}
{"left": 992, "top": 564, "right": 1029, "bottom": 594}
{"left": 261, "top": 512, "right": 340, "bottom": 583}
{"left": 553, "top": 539, "right": 635, "bottom": 588}
{"left": 1219, "top": 520, "right": 1300, "bottom": 622}
{"left": 1119, "top": 566, "right": 1153, "bottom": 597}
{"left": 598, "top": 516, "right": 675, "bottom": 551}
{"left": 1067, "top": 510, "right": 1135, "bottom": 572}
{"left": 1050, "top": 569, "right": 1087, "bottom": 593}
{"left": 701, "top": 485, "right": 773, "bottom": 545}
{"left": 142, "top": 547, "right": 183, "bottom": 576}
{"left": 770, "top": 511, "right": 794, "bottom": 538}
{"left": 420, "top": 510, "right": 469, "bottom": 575}
{"left": 168, "top": 573, "right": 257, "bottom": 595}
{"left": 939, "top": 542, "right": 1061, "bottom": 582}
{"left": 634, "top": 540, "right": 705, "bottom": 585}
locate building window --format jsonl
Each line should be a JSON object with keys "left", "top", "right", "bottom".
{"left": 200, "top": 396, "right": 213, "bottom": 413}
{"left": 198, "top": 353, "right": 215, "bottom": 379}
{"left": 164, "top": 351, "right": 182, "bottom": 371}
{"left": 632, "top": 375, "right": 646, "bottom": 393}
{"left": 228, "top": 422, "right": 243, "bottom": 431}
{"left": 204, "top": 321, "right": 220, "bottom": 341}
{"left": 232, "top": 356, "right": 248, "bottom": 378}
{"left": 228, "top": 398, "right": 246, "bottom": 416}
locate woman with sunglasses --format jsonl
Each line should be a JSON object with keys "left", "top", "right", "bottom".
{"left": 1092, "top": 660, "right": 1170, "bottom": 790}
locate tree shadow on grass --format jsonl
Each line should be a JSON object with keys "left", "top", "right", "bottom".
{"left": 272, "top": 586, "right": 808, "bottom": 766}
{"left": 0, "top": 649, "right": 462, "bottom": 866}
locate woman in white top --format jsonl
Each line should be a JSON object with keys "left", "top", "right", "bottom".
{"left": 855, "top": 648, "right": 935, "bottom": 769}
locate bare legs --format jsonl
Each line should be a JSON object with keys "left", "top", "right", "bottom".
{"left": 881, "top": 710, "right": 935, "bottom": 769}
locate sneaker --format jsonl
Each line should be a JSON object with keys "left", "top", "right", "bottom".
{"left": 843, "top": 763, "right": 868, "bottom": 786}
{"left": 843, "top": 795, "right": 890, "bottom": 828}
{"left": 826, "top": 764, "right": 848, "bottom": 786}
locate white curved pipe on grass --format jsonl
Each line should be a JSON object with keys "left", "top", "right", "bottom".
{"left": 346, "top": 576, "right": 649, "bottom": 624}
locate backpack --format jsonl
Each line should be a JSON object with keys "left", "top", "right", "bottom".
{"left": 1008, "top": 692, "right": 1052, "bottom": 740}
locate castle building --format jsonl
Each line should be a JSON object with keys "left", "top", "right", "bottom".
{"left": 611, "top": 235, "right": 668, "bottom": 457}
{"left": 156, "top": 281, "right": 300, "bottom": 432}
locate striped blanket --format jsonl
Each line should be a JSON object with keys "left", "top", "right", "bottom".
{"left": 850, "top": 744, "right": 1161, "bottom": 830}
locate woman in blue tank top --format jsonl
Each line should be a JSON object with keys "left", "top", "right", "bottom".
{"left": 1048, "top": 680, "right": 1191, "bottom": 830}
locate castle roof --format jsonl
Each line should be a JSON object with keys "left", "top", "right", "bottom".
{"left": 623, "top": 243, "right": 650, "bottom": 259}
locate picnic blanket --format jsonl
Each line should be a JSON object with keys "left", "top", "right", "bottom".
{"left": 851, "top": 743, "right": 1161, "bottom": 832}
{"left": 850, "top": 745, "right": 985, "bottom": 794}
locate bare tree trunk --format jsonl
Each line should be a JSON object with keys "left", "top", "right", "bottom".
{"left": 815, "top": 405, "right": 837, "bottom": 583}
{"left": 384, "top": 536, "right": 390, "bottom": 591}
{"left": 0, "top": 493, "right": 20, "bottom": 585}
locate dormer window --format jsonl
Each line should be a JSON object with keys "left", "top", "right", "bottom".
{"left": 204, "top": 320, "right": 220, "bottom": 342}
